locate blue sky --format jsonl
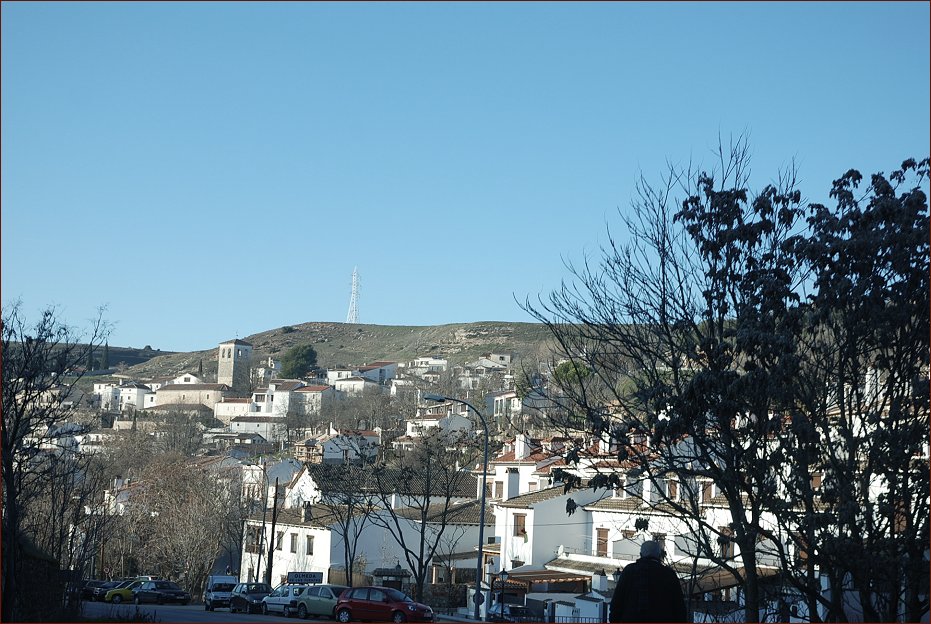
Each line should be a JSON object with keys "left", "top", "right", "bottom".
{"left": 3, "top": 2, "right": 929, "bottom": 352}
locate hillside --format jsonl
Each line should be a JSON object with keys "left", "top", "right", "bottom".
{"left": 123, "top": 321, "right": 560, "bottom": 380}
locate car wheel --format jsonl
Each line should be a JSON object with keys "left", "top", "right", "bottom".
{"left": 337, "top": 608, "right": 352, "bottom": 623}
{"left": 298, "top": 604, "right": 308, "bottom": 619}
{"left": 231, "top": 604, "right": 238, "bottom": 614}
{"left": 392, "top": 611, "right": 407, "bottom": 623}
{"left": 263, "top": 603, "right": 269, "bottom": 616}
{"left": 112, "top": 595, "right": 123, "bottom": 604}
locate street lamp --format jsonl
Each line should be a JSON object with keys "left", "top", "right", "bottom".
{"left": 497, "top": 568, "right": 509, "bottom": 611}
{"left": 612, "top": 568, "right": 622, "bottom": 584}
{"left": 424, "top": 393, "right": 489, "bottom": 621}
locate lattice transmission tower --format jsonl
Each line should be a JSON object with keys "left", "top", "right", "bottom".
{"left": 346, "top": 267, "right": 360, "bottom": 324}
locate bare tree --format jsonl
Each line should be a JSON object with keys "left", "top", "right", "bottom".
{"left": 129, "top": 455, "right": 228, "bottom": 596}
{"left": 306, "top": 464, "right": 378, "bottom": 587}
{"left": 2, "top": 301, "right": 107, "bottom": 621}
{"left": 370, "top": 430, "right": 479, "bottom": 601}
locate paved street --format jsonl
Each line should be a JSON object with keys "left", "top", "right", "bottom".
{"left": 80, "top": 600, "right": 288, "bottom": 623}
{"left": 80, "top": 601, "right": 464, "bottom": 623}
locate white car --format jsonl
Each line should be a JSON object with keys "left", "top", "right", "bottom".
{"left": 262, "top": 583, "right": 309, "bottom": 617}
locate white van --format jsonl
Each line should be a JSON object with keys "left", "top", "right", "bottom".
{"left": 204, "top": 575, "right": 239, "bottom": 611}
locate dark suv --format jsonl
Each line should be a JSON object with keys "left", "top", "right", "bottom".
{"left": 335, "top": 586, "right": 433, "bottom": 623}
{"left": 230, "top": 582, "right": 272, "bottom": 614}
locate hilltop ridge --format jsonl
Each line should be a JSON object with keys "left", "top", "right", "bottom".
{"left": 123, "top": 321, "right": 558, "bottom": 380}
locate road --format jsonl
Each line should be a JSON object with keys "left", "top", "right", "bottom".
{"left": 80, "top": 600, "right": 289, "bottom": 622}
{"left": 80, "top": 601, "right": 464, "bottom": 623}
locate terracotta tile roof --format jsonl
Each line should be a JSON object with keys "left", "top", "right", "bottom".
{"left": 157, "top": 383, "right": 231, "bottom": 392}
{"left": 220, "top": 339, "right": 253, "bottom": 346}
{"left": 584, "top": 497, "right": 644, "bottom": 512}
{"left": 246, "top": 507, "right": 334, "bottom": 530}
{"left": 221, "top": 398, "right": 252, "bottom": 403}
{"left": 390, "top": 499, "right": 493, "bottom": 526}
{"left": 270, "top": 381, "right": 304, "bottom": 392}
{"left": 496, "top": 485, "right": 573, "bottom": 508}
{"left": 232, "top": 416, "right": 286, "bottom": 423}
{"left": 302, "top": 463, "right": 475, "bottom": 499}
{"left": 295, "top": 385, "right": 332, "bottom": 392}
{"left": 358, "top": 361, "right": 396, "bottom": 370}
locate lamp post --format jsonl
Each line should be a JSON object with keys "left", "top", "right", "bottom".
{"left": 497, "top": 568, "right": 509, "bottom": 613}
{"left": 424, "top": 393, "right": 489, "bottom": 621}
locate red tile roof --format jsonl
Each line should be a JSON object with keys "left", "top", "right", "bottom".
{"left": 295, "top": 385, "right": 332, "bottom": 392}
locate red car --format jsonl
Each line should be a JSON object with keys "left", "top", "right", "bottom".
{"left": 335, "top": 586, "right": 433, "bottom": 623}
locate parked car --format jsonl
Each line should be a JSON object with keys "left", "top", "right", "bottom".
{"left": 487, "top": 603, "right": 533, "bottom": 622}
{"left": 102, "top": 580, "right": 142, "bottom": 604}
{"left": 132, "top": 580, "right": 191, "bottom": 605}
{"left": 87, "top": 580, "right": 118, "bottom": 601}
{"left": 80, "top": 580, "right": 104, "bottom": 600}
{"left": 230, "top": 582, "right": 273, "bottom": 614}
{"left": 262, "top": 583, "right": 309, "bottom": 616}
{"left": 204, "top": 575, "right": 238, "bottom": 611}
{"left": 294, "top": 584, "right": 350, "bottom": 619}
{"left": 335, "top": 586, "right": 433, "bottom": 623}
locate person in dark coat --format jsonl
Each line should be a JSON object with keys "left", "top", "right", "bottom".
{"left": 610, "top": 540, "right": 688, "bottom": 622}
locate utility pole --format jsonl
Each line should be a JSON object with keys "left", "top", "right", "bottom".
{"left": 264, "top": 478, "right": 280, "bottom": 586}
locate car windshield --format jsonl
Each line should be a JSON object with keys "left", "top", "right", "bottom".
{"left": 114, "top": 581, "right": 134, "bottom": 588}
{"left": 383, "top": 588, "right": 413, "bottom": 603}
{"left": 154, "top": 581, "right": 181, "bottom": 590}
{"left": 213, "top": 583, "right": 235, "bottom": 591}
{"left": 246, "top": 583, "right": 271, "bottom": 594}
{"left": 102, "top": 582, "right": 121, "bottom": 589}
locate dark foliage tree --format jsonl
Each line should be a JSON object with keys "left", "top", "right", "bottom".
{"left": 523, "top": 140, "right": 929, "bottom": 622}
{"left": 774, "top": 158, "right": 930, "bottom": 622}
{"left": 280, "top": 344, "right": 318, "bottom": 379}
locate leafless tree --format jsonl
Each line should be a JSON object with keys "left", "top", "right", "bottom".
{"left": 2, "top": 301, "right": 108, "bottom": 621}
{"left": 129, "top": 455, "right": 228, "bottom": 596}
{"left": 370, "top": 430, "right": 479, "bottom": 602}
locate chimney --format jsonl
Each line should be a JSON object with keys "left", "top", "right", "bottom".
{"left": 592, "top": 569, "right": 607, "bottom": 592}
{"left": 302, "top": 500, "right": 313, "bottom": 523}
{"left": 515, "top": 433, "right": 530, "bottom": 460}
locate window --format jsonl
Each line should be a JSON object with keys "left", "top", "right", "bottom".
{"left": 306, "top": 535, "right": 314, "bottom": 555}
{"left": 596, "top": 528, "right": 609, "bottom": 557}
{"left": 702, "top": 481, "right": 713, "bottom": 503}
{"left": 494, "top": 481, "right": 504, "bottom": 498}
{"left": 368, "top": 589, "right": 385, "bottom": 602}
{"left": 513, "top": 514, "right": 526, "bottom": 537}
{"left": 810, "top": 473, "right": 822, "bottom": 490}
{"left": 667, "top": 480, "right": 678, "bottom": 500}
{"left": 718, "top": 527, "right": 734, "bottom": 559}
{"left": 290, "top": 533, "right": 298, "bottom": 553}
{"left": 184, "top": 376, "right": 191, "bottom": 382}
{"left": 276, "top": 531, "right": 284, "bottom": 551}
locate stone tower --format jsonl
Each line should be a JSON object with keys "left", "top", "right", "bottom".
{"left": 217, "top": 339, "right": 253, "bottom": 395}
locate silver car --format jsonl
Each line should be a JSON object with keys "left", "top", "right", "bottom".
{"left": 294, "top": 584, "right": 350, "bottom": 619}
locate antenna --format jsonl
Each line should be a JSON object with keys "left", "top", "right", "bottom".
{"left": 346, "top": 267, "right": 359, "bottom": 324}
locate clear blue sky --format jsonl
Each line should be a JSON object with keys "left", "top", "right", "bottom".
{"left": 3, "top": 2, "right": 929, "bottom": 352}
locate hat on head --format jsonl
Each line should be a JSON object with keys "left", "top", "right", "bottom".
{"left": 640, "top": 540, "right": 663, "bottom": 559}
